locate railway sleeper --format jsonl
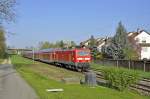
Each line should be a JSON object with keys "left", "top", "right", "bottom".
{"left": 130, "top": 85, "right": 150, "bottom": 96}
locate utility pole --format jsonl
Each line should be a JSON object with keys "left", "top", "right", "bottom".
{"left": 32, "top": 47, "right": 34, "bottom": 63}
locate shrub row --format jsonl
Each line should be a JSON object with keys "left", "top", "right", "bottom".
{"left": 101, "top": 67, "right": 140, "bottom": 91}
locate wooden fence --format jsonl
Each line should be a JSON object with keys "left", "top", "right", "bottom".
{"left": 94, "top": 59, "right": 150, "bottom": 72}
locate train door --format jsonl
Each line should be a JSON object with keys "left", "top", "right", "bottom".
{"left": 69, "top": 52, "right": 71, "bottom": 62}
{"left": 49, "top": 52, "right": 52, "bottom": 61}
{"left": 55, "top": 53, "right": 58, "bottom": 61}
{"left": 69, "top": 51, "right": 73, "bottom": 62}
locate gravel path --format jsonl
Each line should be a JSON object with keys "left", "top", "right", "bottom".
{"left": 0, "top": 64, "right": 38, "bottom": 99}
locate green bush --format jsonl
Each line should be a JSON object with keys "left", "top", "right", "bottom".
{"left": 102, "top": 67, "right": 140, "bottom": 91}
{"left": 0, "top": 52, "right": 9, "bottom": 59}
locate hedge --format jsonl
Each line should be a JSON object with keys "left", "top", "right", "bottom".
{"left": 101, "top": 67, "right": 140, "bottom": 91}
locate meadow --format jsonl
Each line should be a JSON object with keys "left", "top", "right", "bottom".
{"left": 11, "top": 55, "right": 149, "bottom": 99}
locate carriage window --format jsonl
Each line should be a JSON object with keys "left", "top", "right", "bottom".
{"left": 77, "top": 51, "right": 90, "bottom": 56}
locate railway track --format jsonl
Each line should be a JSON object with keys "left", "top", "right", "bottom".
{"left": 91, "top": 68, "right": 150, "bottom": 96}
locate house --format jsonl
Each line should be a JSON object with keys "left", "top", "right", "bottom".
{"left": 96, "top": 37, "right": 113, "bottom": 52}
{"left": 80, "top": 37, "right": 110, "bottom": 52}
{"left": 128, "top": 30, "right": 150, "bottom": 60}
{"left": 80, "top": 39, "right": 91, "bottom": 47}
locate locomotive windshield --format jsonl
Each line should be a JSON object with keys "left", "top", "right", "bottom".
{"left": 77, "top": 51, "right": 90, "bottom": 56}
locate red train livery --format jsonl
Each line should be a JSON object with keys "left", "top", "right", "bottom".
{"left": 23, "top": 48, "right": 91, "bottom": 71}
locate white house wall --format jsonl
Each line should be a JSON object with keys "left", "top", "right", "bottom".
{"left": 97, "top": 42, "right": 105, "bottom": 52}
{"left": 134, "top": 31, "right": 150, "bottom": 59}
{"left": 141, "top": 47, "right": 150, "bottom": 59}
{"left": 84, "top": 42, "right": 89, "bottom": 46}
{"left": 134, "top": 31, "right": 150, "bottom": 43}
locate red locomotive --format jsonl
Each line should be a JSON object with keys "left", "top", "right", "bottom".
{"left": 23, "top": 48, "right": 91, "bottom": 71}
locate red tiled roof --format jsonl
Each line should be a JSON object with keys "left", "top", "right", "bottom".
{"left": 128, "top": 32, "right": 139, "bottom": 38}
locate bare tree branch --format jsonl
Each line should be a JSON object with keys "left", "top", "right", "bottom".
{"left": 0, "top": 0, "right": 16, "bottom": 23}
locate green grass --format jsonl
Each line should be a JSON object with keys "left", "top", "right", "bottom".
{"left": 0, "top": 59, "right": 4, "bottom": 64}
{"left": 11, "top": 55, "right": 34, "bottom": 64}
{"left": 91, "top": 63, "right": 150, "bottom": 79}
{"left": 11, "top": 55, "right": 83, "bottom": 81}
{"left": 11, "top": 55, "right": 150, "bottom": 99}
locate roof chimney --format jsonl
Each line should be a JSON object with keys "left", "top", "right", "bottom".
{"left": 137, "top": 28, "right": 140, "bottom": 33}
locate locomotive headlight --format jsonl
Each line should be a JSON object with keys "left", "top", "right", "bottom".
{"left": 84, "top": 58, "right": 90, "bottom": 60}
{"left": 77, "top": 58, "right": 83, "bottom": 60}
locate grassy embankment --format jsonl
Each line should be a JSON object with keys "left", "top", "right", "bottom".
{"left": 11, "top": 55, "right": 149, "bottom": 99}
{"left": 91, "top": 63, "right": 150, "bottom": 79}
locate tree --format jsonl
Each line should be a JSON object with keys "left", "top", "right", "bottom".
{"left": 38, "top": 41, "right": 54, "bottom": 49}
{"left": 70, "top": 41, "right": 76, "bottom": 48}
{"left": 59, "top": 40, "right": 76, "bottom": 49}
{"left": 0, "top": 0, "right": 17, "bottom": 23}
{"left": 113, "top": 22, "right": 141, "bottom": 59}
{"left": 91, "top": 47, "right": 103, "bottom": 60}
{"left": 101, "top": 42, "right": 124, "bottom": 59}
{"left": 123, "top": 38, "right": 140, "bottom": 60}
{"left": 89, "top": 35, "right": 96, "bottom": 48}
{"left": 89, "top": 35, "right": 98, "bottom": 60}
{"left": 123, "top": 47, "right": 139, "bottom": 60}
{"left": 59, "top": 40, "right": 64, "bottom": 48}
{"left": 0, "top": 0, "right": 17, "bottom": 58}
{"left": 38, "top": 40, "right": 77, "bottom": 50}
{"left": 113, "top": 21, "right": 128, "bottom": 49}
{"left": 39, "top": 40, "right": 65, "bottom": 49}
{"left": 0, "top": 26, "right": 7, "bottom": 58}
{"left": 111, "top": 22, "right": 129, "bottom": 59}
{"left": 101, "top": 22, "right": 129, "bottom": 59}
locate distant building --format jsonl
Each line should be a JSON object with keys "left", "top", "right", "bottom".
{"left": 128, "top": 30, "right": 150, "bottom": 60}
{"left": 80, "top": 37, "right": 110, "bottom": 52}
{"left": 96, "top": 38, "right": 111, "bottom": 52}
{"left": 7, "top": 48, "right": 32, "bottom": 55}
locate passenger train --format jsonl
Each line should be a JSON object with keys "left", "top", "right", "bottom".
{"left": 23, "top": 48, "right": 91, "bottom": 71}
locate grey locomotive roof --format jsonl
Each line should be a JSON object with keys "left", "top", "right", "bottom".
{"left": 38, "top": 48, "right": 85, "bottom": 52}
{"left": 38, "top": 48, "right": 61, "bottom": 53}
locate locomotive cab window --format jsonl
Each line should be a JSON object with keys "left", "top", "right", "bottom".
{"left": 77, "top": 51, "right": 90, "bottom": 56}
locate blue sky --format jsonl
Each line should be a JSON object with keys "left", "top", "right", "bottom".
{"left": 6, "top": 0, "right": 150, "bottom": 48}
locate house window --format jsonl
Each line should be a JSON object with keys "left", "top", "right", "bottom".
{"left": 142, "top": 40, "right": 146, "bottom": 43}
{"left": 142, "top": 37, "right": 146, "bottom": 43}
{"left": 142, "top": 47, "right": 148, "bottom": 52}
